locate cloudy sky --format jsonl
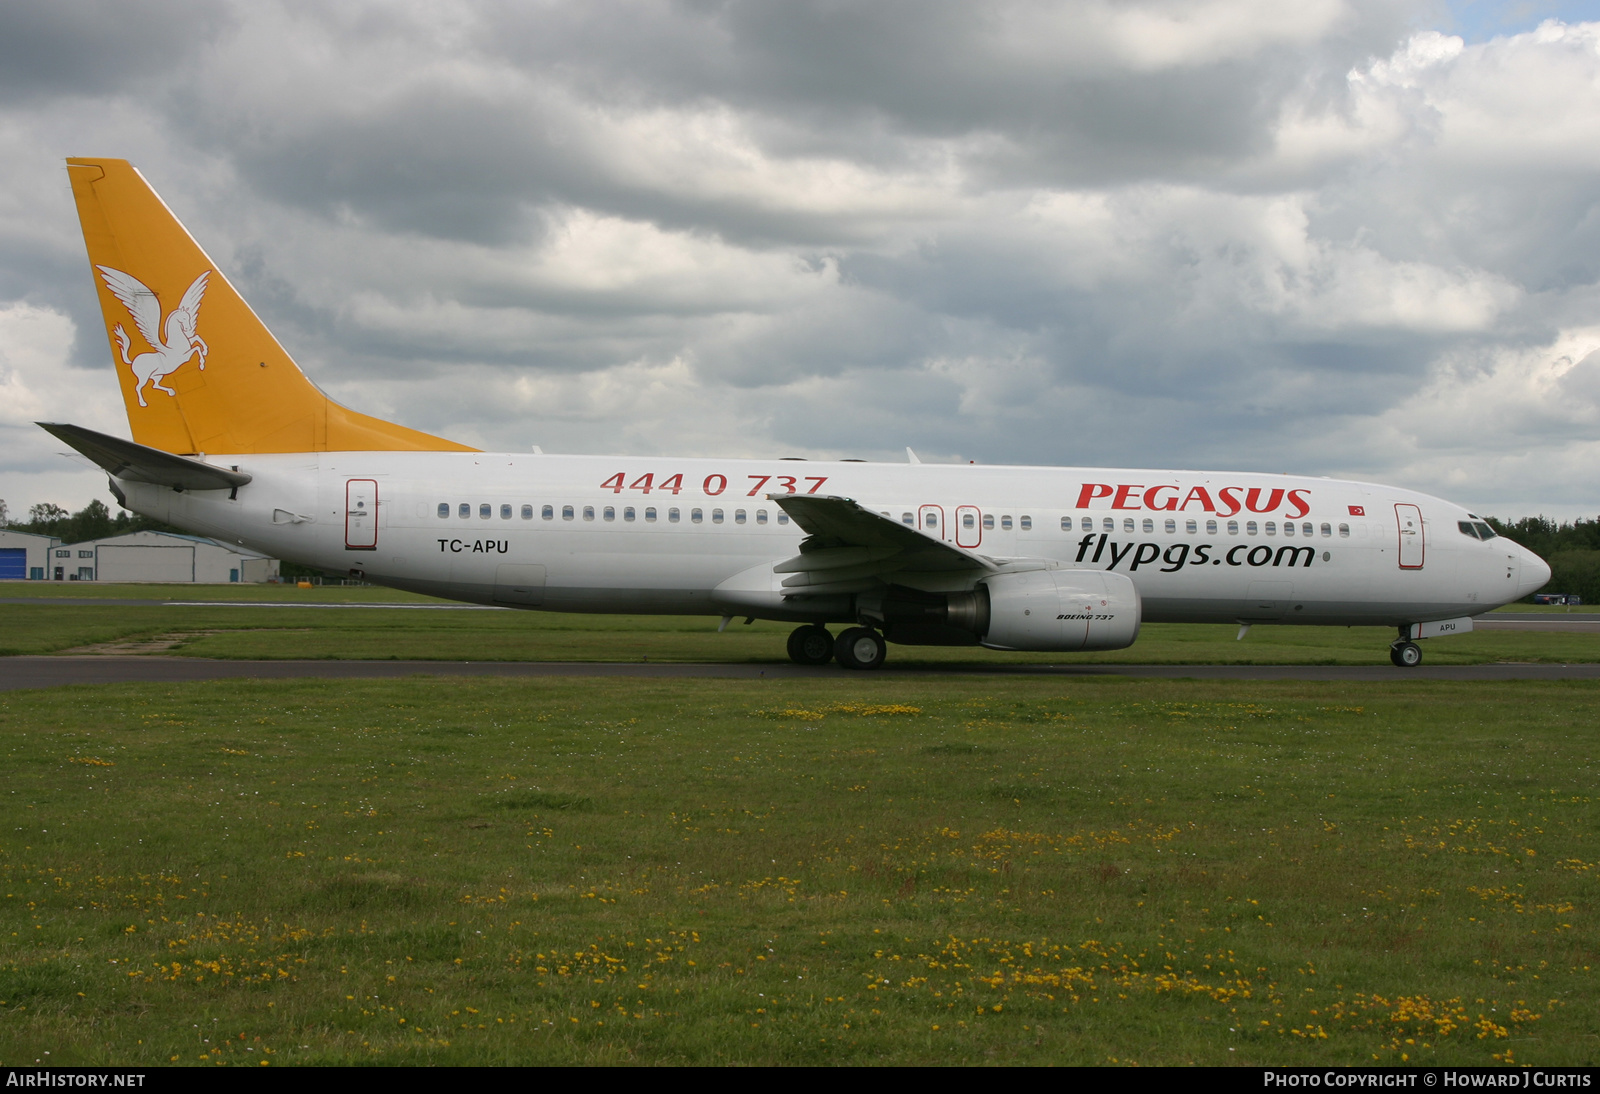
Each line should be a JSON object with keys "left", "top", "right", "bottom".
{"left": 3, "top": 0, "right": 1599, "bottom": 522}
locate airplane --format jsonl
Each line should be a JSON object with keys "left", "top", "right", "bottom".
{"left": 40, "top": 158, "right": 1552, "bottom": 670}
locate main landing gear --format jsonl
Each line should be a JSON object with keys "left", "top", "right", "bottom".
{"left": 785, "top": 625, "right": 889, "bottom": 670}
{"left": 1390, "top": 640, "right": 1423, "bottom": 668}
{"left": 786, "top": 624, "right": 835, "bottom": 666}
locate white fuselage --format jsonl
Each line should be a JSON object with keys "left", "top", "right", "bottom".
{"left": 116, "top": 452, "right": 1549, "bottom": 629}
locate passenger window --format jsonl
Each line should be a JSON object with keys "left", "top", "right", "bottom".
{"left": 778, "top": 513, "right": 790, "bottom": 525}
{"left": 541, "top": 505, "right": 554, "bottom": 520}
{"left": 983, "top": 514, "right": 995, "bottom": 530}
{"left": 903, "top": 513, "right": 915, "bottom": 525}
{"left": 1123, "top": 518, "right": 1134, "bottom": 533}
{"left": 1320, "top": 523, "right": 1332, "bottom": 537}
{"left": 1284, "top": 521, "right": 1295, "bottom": 537}
{"left": 1227, "top": 520, "right": 1239, "bottom": 535}
{"left": 1103, "top": 517, "right": 1114, "bottom": 532}
{"left": 735, "top": 510, "right": 747, "bottom": 525}
{"left": 1206, "top": 520, "right": 1218, "bottom": 534}
{"left": 925, "top": 512, "right": 937, "bottom": 528}
{"left": 1142, "top": 518, "right": 1153, "bottom": 533}
{"left": 1265, "top": 521, "right": 1276, "bottom": 535}
{"left": 1301, "top": 522, "right": 1313, "bottom": 536}
{"left": 712, "top": 509, "right": 724, "bottom": 524}
{"left": 480, "top": 503, "right": 491, "bottom": 519}
{"left": 756, "top": 510, "right": 768, "bottom": 525}
{"left": 624, "top": 507, "right": 636, "bottom": 522}
{"left": 964, "top": 513, "right": 976, "bottom": 529}
{"left": 668, "top": 508, "right": 680, "bottom": 523}
{"left": 645, "top": 507, "right": 657, "bottom": 522}
{"left": 1245, "top": 521, "right": 1257, "bottom": 535}
{"left": 1186, "top": 519, "right": 1197, "bottom": 534}
{"left": 437, "top": 502, "right": 449, "bottom": 519}
{"left": 459, "top": 503, "right": 471, "bottom": 519}
{"left": 1020, "top": 516, "right": 1031, "bottom": 531}
{"left": 1001, "top": 515, "right": 1013, "bottom": 530}
{"left": 583, "top": 506, "right": 595, "bottom": 521}
{"left": 1060, "top": 516, "right": 1072, "bottom": 531}
{"left": 1083, "top": 517, "right": 1094, "bottom": 532}
{"left": 521, "top": 504, "right": 533, "bottom": 520}
{"left": 1338, "top": 523, "right": 1350, "bottom": 538}
{"left": 1164, "top": 518, "right": 1176, "bottom": 534}
{"left": 501, "top": 504, "right": 512, "bottom": 520}
{"left": 604, "top": 506, "right": 615, "bottom": 521}
{"left": 691, "top": 508, "right": 703, "bottom": 524}
{"left": 562, "top": 505, "right": 574, "bottom": 521}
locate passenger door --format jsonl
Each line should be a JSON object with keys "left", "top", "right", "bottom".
{"left": 346, "top": 479, "right": 378, "bottom": 550}
{"left": 1395, "top": 503, "right": 1424, "bottom": 569}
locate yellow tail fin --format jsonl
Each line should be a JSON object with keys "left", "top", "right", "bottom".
{"left": 66, "top": 158, "right": 476, "bottom": 455}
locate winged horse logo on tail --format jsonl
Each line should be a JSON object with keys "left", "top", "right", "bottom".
{"left": 95, "top": 266, "right": 210, "bottom": 407}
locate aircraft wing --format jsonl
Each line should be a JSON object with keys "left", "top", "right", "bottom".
{"left": 768, "top": 493, "right": 996, "bottom": 596}
{"left": 37, "top": 422, "right": 252, "bottom": 491}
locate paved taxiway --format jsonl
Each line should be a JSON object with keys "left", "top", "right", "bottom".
{"left": 4, "top": 656, "right": 1600, "bottom": 691}
{"left": 5, "top": 598, "right": 1594, "bottom": 628}
{"left": 4, "top": 600, "right": 1593, "bottom": 688}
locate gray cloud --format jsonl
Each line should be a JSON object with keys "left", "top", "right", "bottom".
{"left": 0, "top": 1, "right": 234, "bottom": 99}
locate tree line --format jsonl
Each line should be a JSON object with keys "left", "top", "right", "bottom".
{"left": 3, "top": 497, "right": 1598, "bottom": 600}
{"left": 1486, "top": 516, "right": 1600, "bottom": 605}
{"left": 1, "top": 498, "right": 180, "bottom": 543}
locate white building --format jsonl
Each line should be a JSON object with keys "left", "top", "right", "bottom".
{"left": 50, "top": 531, "right": 279, "bottom": 583}
{"left": 0, "top": 529, "right": 59, "bottom": 581}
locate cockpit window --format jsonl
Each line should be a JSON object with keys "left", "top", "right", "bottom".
{"left": 1473, "top": 521, "right": 1496, "bottom": 540}
{"left": 1458, "top": 521, "right": 1479, "bottom": 540}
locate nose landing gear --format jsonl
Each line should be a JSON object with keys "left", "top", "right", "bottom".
{"left": 1390, "top": 640, "right": 1423, "bottom": 668}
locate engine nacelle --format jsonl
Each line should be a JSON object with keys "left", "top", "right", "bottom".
{"left": 979, "top": 568, "right": 1141, "bottom": 652}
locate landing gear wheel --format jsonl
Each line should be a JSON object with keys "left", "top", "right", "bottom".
{"left": 834, "top": 627, "right": 887, "bottom": 671}
{"left": 1390, "top": 641, "right": 1423, "bottom": 668}
{"left": 787, "top": 625, "right": 834, "bottom": 666}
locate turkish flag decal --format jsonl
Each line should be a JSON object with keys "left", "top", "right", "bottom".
{"left": 1348, "top": 505, "right": 1365, "bottom": 516}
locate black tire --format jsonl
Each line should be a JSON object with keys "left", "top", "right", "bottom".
{"left": 787, "top": 625, "right": 834, "bottom": 666}
{"left": 1390, "top": 641, "right": 1422, "bottom": 668}
{"left": 834, "top": 627, "right": 887, "bottom": 670}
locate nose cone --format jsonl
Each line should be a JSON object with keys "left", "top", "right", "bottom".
{"left": 1517, "top": 545, "right": 1552, "bottom": 599}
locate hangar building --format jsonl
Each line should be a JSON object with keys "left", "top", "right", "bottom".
{"left": 0, "top": 529, "right": 59, "bottom": 581}
{"left": 48, "top": 531, "right": 279, "bottom": 583}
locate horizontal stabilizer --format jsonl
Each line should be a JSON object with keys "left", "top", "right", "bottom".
{"left": 37, "top": 422, "right": 251, "bottom": 491}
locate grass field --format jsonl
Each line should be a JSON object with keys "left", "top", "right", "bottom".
{"left": 0, "top": 582, "right": 1596, "bottom": 665}
{"left": 0, "top": 674, "right": 1595, "bottom": 1066}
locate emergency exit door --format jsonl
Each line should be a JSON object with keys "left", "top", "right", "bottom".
{"left": 955, "top": 505, "right": 982, "bottom": 548}
{"left": 346, "top": 479, "right": 378, "bottom": 550}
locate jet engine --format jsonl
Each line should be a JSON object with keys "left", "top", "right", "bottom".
{"left": 978, "top": 568, "right": 1141, "bottom": 651}
{"left": 856, "top": 568, "right": 1140, "bottom": 652}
